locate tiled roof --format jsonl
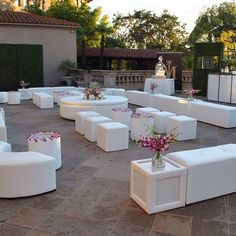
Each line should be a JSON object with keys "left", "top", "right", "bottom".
{"left": 77, "top": 48, "right": 181, "bottom": 59}
{"left": 0, "top": 10, "right": 80, "bottom": 28}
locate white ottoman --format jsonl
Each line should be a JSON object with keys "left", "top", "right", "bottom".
{"left": 167, "top": 115, "right": 197, "bottom": 141}
{"left": 0, "top": 151, "right": 56, "bottom": 198}
{"left": 0, "top": 141, "right": 11, "bottom": 152}
{"left": 8, "top": 91, "right": 21, "bottom": 105}
{"left": 84, "top": 116, "right": 112, "bottom": 142}
{"left": 112, "top": 108, "right": 133, "bottom": 130}
{"left": 0, "top": 92, "right": 8, "bottom": 103}
{"left": 0, "top": 107, "right": 5, "bottom": 122}
{"left": 97, "top": 122, "right": 129, "bottom": 152}
{"left": 130, "top": 113, "right": 154, "bottom": 141}
{"left": 0, "top": 115, "right": 7, "bottom": 142}
{"left": 75, "top": 111, "right": 100, "bottom": 134}
{"left": 38, "top": 94, "right": 54, "bottom": 109}
{"left": 152, "top": 111, "right": 176, "bottom": 133}
{"left": 136, "top": 107, "right": 160, "bottom": 115}
{"left": 166, "top": 144, "right": 236, "bottom": 204}
{"left": 27, "top": 131, "right": 61, "bottom": 170}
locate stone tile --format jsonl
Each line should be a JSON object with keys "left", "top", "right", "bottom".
{"left": 191, "top": 218, "right": 228, "bottom": 236}
{"left": 27, "top": 230, "right": 58, "bottom": 236}
{"left": 6, "top": 207, "right": 50, "bottom": 229}
{"left": 0, "top": 223, "right": 31, "bottom": 236}
{"left": 27, "top": 195, "right": 64, "bottom": 211}
{"left": 229, "top": 222, "right": 236, "bottom": 235}
{"left": 108, "top": 180, "right": 130, "bottom": 193}
{"left": 0, "top": 203, "right": 22, "bottom": 222}
{"left": 82, "top": 205, "right": 123, "bottom": 224}
{"left": 169, "top": 198, "right": 227, "bottom": 221}
{"left": 152, "top": 213, "right": 192, "bottom": 236}
{"left": 36, "top": 213, "right": 79, "bottom": 235}
{"left": 71, "top": 220, "right": 114, "bottom": 236}
{"left": 111, "top": 223, "right": 150, "bottom": 236}
{"left": 118, "top": 208, "right": 155, "bottom": 229}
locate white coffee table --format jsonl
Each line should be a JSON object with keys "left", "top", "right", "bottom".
{"left": 130, "top": 157, "right": 187, "bottom": 214}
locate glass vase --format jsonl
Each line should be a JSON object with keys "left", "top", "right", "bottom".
{"left": 152, "top": 152, "right": 165, "bottom": 169}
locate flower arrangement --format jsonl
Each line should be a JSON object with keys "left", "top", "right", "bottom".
{"left": 27, "top": 131, "right": 60, "bottom": 142}
{"left": 184, "top": 89, "right": 201, "bottom": 100}
{"left": 150, "top": 82, "right": 158, "bottom": 94}
{"left": 131, "top": 112, "right": 153, "bottom": 119}
{"left": 83, "top": 86, "right": 104, "bottom": 100}
{"left": 139, "top": 128, "right": 178, "bottom": 168}
{"left": 112, "top": 108, "right": 132, "bottom": 112}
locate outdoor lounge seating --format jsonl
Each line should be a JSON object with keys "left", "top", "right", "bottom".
{"left": 8, "top": 91, "right": 21, "bottom": 105}
{"left": 136, "top": 107, "right": 160, "bottom": 115}
{"left": 0, "top": 151, "right": 56, "bottom": 198}
{"left": 0, "top": 141, "right": 11, "bottom": 152}
{"left": 0, "top": 114, "right": 7, "bottom": 142}
{"left": 0, "top": 92, "right": 8, "bottom": 103}
{"left": 166, "top": 144, "right": 236, "bottom": 204}
{"left": 97, "top": 122, "right": 129, "bottom": 152}
{"left": 126, "top": 90, "right": 150, "bottom": 107}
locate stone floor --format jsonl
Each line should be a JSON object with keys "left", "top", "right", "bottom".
{"left": 1, "top": 99, "right": 236, "bottom": 236}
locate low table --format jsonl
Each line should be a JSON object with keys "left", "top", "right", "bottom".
{"left": 60, "top": 95, "right": 128, "bottom": 120}
{"left": 130, "top": 157, "right": 187, "bottom": 214}
{"left": 27, "top": 131, "right": 61, "bottom": 170}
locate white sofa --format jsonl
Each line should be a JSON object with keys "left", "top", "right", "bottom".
{"left": 0, "top": 141, "right": 11, "bottom": 152}
{"left": 190, "top": 101, "right": 236, "bottom": 128}
{"left": 126, "top": 91, "right": 150, "bottom": 107}
{"left": 0, "top": 92, "right": 8, "bottom": 103}
{"left": 0, "top": 151, "right": 56, "bottom": 198}
{"left": 166, "top": 144, "right": 236, "bottom": 204}
{"left": 149, "top": 94, "right": 189, "bottom": 115}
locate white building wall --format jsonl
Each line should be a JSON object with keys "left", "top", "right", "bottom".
{"left": 0, "top": 25, "right": 77, "bottom": 86}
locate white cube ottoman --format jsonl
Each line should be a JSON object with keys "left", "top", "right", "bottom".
{"left": 8, "top": 91, "right": 21, "bottom": 105}
{"left": 0, "top": 151, "right": 56, "bottom": 198}
{"left": 167, "top": 115, "right": 197, "bottom": 141}
{"left": 84, "top": 116, "right": 112, "bottom": 142}
{"left": 0, "top": 92, "right": 8, "bottom": 103}
{"left": 38, "top": 94, "right": 54, "bottom": 109}
{"left": 75, "top": 111, "right": 100, "bottom": 134}
{"left": 152, "top": 111, "right": 176, "bottom": 133}
{"left": 166, "top": 144, "right": 236, "bottom": 204}
{"left": 130, "top": 113, "right": 154, "bottom": 141}
{"left": 112, "top": 108, "right": 133, "bottom": 130}
{"left": 97, "top": 122, "right": 129, "bottom": 152}
{"left": 0, "top": 141, "right": 11, "bottom": 152}
{"left": 130, "top": 157, "right": 187, "bottom": 214}
{"left": 136, "top": 107, "right": 160, "bottom": 116}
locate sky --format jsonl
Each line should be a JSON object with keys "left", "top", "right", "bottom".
{"left": 90, "top": 0, "right": 235, "bottom": 33}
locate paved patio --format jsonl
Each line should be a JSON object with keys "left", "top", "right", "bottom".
{"left": 0, "top": 99, "right": 236, "bottom": 236}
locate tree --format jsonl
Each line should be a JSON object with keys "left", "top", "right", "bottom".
{"left": 112, "top": 9, "right": 188, "bottom": 50}
{"left": 189, "top": 2, "right": 236, "bottom": 44}
{"left": 95, "top": 15, "right": 114, "bottom": 69}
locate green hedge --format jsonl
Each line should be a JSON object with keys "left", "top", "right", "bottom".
{"left": 0, "top": 44, "right": 43, "bottom": 91}
{"left": 193, "top": 43, "right": 224, "bottom": 95}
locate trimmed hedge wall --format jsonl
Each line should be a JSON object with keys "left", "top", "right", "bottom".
{"left": 0, "top": 44, "right": 43, "bottom": 91}
{"left": 193, "top": 43, "right": 224, "bottom": 95}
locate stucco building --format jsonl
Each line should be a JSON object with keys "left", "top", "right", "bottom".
{"left": 0, "top": 10, "right": 80, "bottom": 86}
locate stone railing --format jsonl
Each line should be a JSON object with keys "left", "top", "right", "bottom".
{"left": 73, "top": 69, "right": 192, "bottom": 90}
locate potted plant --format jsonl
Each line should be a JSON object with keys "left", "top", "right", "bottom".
{"left": 58, "top": 59, "right": 77, "bottom": 86}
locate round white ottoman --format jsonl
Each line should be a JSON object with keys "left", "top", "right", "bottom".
{"left": 112, "top": 108, "right": 133, "bottom": 130}
{"left": 27, "top": 131, "right": 61, "bottom": 170}
{"left": 130, "top": 113, "right": 154, "bottom": 141}
{"left": 0, "top": 151, "right": 56, "bottom": 198}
